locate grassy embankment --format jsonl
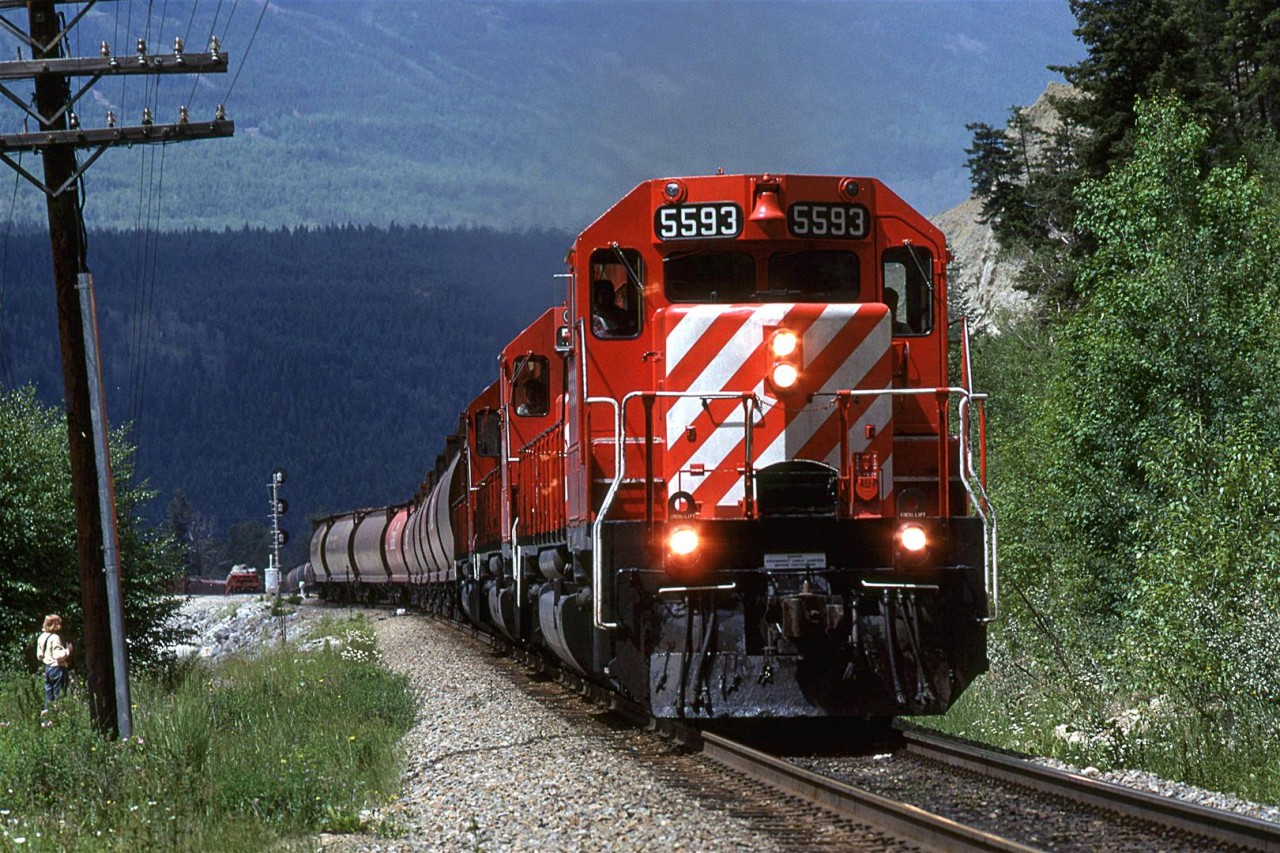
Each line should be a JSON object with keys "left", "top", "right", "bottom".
{"left": 0, "top": 614, "right": 414, "bottom": 851}
{"left": 918, "top": 630, "right": 1280, "bottom": 808}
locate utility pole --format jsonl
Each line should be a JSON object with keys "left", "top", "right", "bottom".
{"left": 0, "top": 0, "right": 233, "bottom": 738}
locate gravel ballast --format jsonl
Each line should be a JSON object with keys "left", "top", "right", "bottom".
{"left": 315, "top": 608, "right": 784, "bottom": 852}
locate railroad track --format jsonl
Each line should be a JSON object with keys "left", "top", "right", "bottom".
{"left": 713, "top": 725, "right": 1280, "bottom": 852}
{"left": 373, "top": 607, "right": 1280, "bottom": 851}
{"left": 900, "top": 728, "right": 1280, "bottom": 851}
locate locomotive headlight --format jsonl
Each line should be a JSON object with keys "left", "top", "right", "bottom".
{"left": 898, "top": 523, "right": 928, "bottom": 554}
{"left": 770, "top": 329, "right": 799, "bottom": 357}
{"left": 669, "top": 525, "right": 700, "bottom": 557}
{"left": 771, "top": 362, "right": 800, "bottom": 390}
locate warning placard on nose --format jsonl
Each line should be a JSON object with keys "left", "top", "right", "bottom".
{"left": 764, "top": 553, "right": 827, "bottom": 570}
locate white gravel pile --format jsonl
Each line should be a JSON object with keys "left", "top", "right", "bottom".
{"left": 166, "top": 594, "right": 334, "bottom": 661}
{"left": 319, "top": 613, "right": 780, "bottom": 852}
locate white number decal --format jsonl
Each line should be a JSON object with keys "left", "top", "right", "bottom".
{"left": 658, "top": 208, "right": 678, "bottom": 239}
{"left": 654, "top": 204, "right": 743, "bottom": 240}
{"left": 680, "top": 207, "right": 698, "bottom": 237}
{"left": 792, "top": 204, "right": 810, "bottom": 235}
{"left": 811, "top": 206, "right": 829, "bottom": 235}
{"left": 830, "top": 206, "right": 846, "bottom": 234}
{"left": 848, "top": 206, "right": 864, "bottom": 235}
{"left": 700, "top": 206, "right": 716, "bottom": 232}
{"left": 787, "top": 202, "right": 868, "bottom": 239}
{"left": 720, "top": 204, "right": 738, "bottom": 236}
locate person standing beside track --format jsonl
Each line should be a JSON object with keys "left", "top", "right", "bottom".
{"left": 36, "top": 613, "right": 73, "bottom": 714}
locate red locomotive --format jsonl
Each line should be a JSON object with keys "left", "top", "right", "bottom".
{"left": 310, "top": 173, "right": 997, "bottom": 719}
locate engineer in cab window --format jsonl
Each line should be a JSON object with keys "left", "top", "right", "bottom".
{"left": 514, "top": 359, "right": 550, "bottom": 417}
{"left": 591, "top": 280, "right": 636, "bottom": 338}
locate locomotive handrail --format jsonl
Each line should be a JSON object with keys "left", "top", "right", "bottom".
{"left": 959, "top": 396, "right": 999, "bottom": 621}
{"left": 588, "top": 392, "right": 622, "bottom": 630}
{"left": 956, "top": 315, "right": 998, "bottom": 622}
{"left": 591, "top": 383, "right": 997, "bottom": 628}
{"left": 580, "top": 316, "right": 623, "bottom": 630}
{"left": 512, "top": 517, "right": 523, "bottom": 625}
{"left": 591, "top": 388, "right": 755, "bottom": 630}
{"left": 789, "top": 383, "right": 1000, "bottom": 621}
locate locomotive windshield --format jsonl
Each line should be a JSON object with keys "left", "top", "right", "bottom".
{"left": 769, "top": 250, "right": 859, "bottom": 299}
{"left": 664, "top": 249, "right": 859, "bottom": 303}
{"left": 664, "top": 251, "right": 754, "bottom": 302}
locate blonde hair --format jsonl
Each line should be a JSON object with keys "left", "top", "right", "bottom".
{"left": 42, "top": 614, "right": 61, "bottom": 632}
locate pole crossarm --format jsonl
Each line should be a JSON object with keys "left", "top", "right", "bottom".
{"left": 0, "top": 52, "right": 229, "bottom": 80}
{"left": 0, "top": 118, "right": 234, "bottom": 150}
{"left": 0, "top": 0, "right": 121, "bottom": 7}
{"left": 0, "top": 119, "right": 234, "bottom": 196}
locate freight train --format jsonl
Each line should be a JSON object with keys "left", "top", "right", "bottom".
{"left": 309, "top": 173, "right": 997, "bottom": 720}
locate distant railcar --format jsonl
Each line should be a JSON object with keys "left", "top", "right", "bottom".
{"left": 224, "top": 567, "right": 262, "bottom": 595}
{"left": 310, "top": 174, "right": 997, "bottom": 720}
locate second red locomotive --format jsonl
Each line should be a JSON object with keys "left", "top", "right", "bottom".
{"left": 310, "top": 173, "right": 997, "bottom": 720}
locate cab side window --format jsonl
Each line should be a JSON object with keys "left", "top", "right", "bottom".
{"left": 589, "top": 248, "right": 642, "bottom": 339}
{"left": 881, "top": 246, "right": 933, "bottom": 335}
{"left": 475, "top": 409, "right": 502, "bottom": 457}
{"left": 511, "top": 356, "right": 550, "bottom": 417}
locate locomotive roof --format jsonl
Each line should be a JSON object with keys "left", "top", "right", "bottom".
{"left": 573, "top": 172, "right": 940, "bottom": 249}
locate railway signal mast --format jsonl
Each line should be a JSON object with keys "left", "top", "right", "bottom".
{"left": 269, "top": 467, "right": 288, "bottom": 595}
{"left": 0, "top": 0, "right": 234, "bottom": 738}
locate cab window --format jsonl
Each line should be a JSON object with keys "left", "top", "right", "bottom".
{"left": 664, "top": 251, "right": 755, "bottom": 302}
{"left": 768, "top": 250, "right": 859, "bottom": 301}
{"left": 511, "top": 355, "right": 550, "bottom": 417}
{"left": 881, "top": 246, "right": 933, "bottom": 335}
{"left": 474, "top": 409, "right": 501, "bottom": 457}
{"left": 589, "top": 248, "right": 642, "bottom": 339}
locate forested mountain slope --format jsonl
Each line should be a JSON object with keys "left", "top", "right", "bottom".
{"left": 2, "top": 225, "right": 570, "bottom": 549}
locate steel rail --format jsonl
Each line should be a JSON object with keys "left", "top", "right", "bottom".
{"left": 700, "top": 731, "right": 1038, "bottom": 852}
{"left": 903, "top": 728, "right": 1280, "bottom": 852}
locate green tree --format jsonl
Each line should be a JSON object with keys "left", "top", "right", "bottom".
{"left": 965, "top": 104, "right": 1086, "bottom": 309}
{"left": 0, "top": 387, "right": 77, "bottom": 663}
{"left": 966, "top": 1, "right": 1280, "bottom": 313}
{"left": 165, "top": 489, "right": 196, "bottom": 574}
{"left": 0, "top": 387, "right": 187, "bottom": 670}
{"left": 989, "top": 97, "right": 1280, "bottom": 775}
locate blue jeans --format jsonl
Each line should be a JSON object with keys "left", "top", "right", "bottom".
{"left": 44, "top": 664, "right": 67, "bottom": 707}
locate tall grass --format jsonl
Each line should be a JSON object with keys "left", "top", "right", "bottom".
{"left": 0, "top": 616, "right": 414, "bottom": 851}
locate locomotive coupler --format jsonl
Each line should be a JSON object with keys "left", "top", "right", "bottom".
{"left": 778, "top": 590, "right": 844, "bottom": 640}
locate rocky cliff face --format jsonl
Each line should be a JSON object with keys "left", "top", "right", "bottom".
{"left": 932, "top": 196, "right": 1026, "bottom": 330}
{"left": 930, "top": 81, "right": 1078, "bottom": 331}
